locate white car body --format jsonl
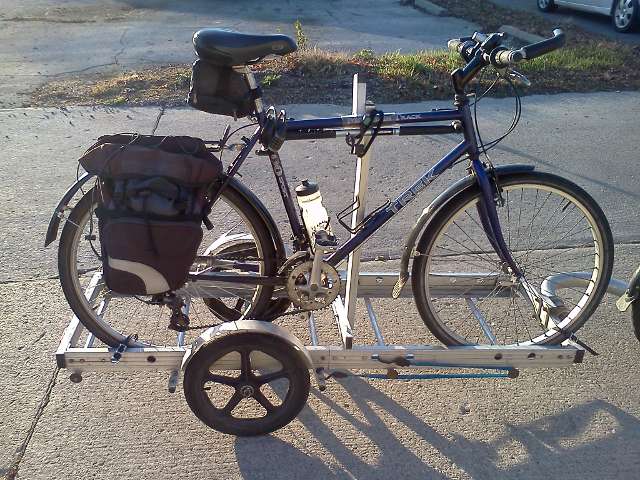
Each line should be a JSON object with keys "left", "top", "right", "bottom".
{"left": 554, "top": 0, "right": 613, "bottom": 15}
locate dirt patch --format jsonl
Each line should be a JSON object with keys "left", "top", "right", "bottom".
{"left": 31, "top": 43, "right": 640, "bottom": 108}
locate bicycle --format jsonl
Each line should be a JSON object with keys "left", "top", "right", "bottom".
{"left": 47, "top": 27, "right": 614, "bottom": 355}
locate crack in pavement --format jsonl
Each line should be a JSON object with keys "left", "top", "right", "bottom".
{"left": 0, "top": 275, "right": 59, "bottom": 285}
{"left": 5, "top": 367, "right": 60, "bottom": 480}
{"left": 113, "top": 28, "right": 128, "bottom": 66}
{"left": 0, "top": 63, "right": 118, "bottom": 78}
{"left": 151, "top": 105, "right": 166, "bottom": 135}
{"left": 0, "top": 28, "right": 127, "bottom": 82}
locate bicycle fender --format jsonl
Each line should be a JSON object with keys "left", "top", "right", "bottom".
{"left": 182, "top": 320, "right": 314, "bottom": 372}
{"left": 226, "top": 177, "right": 287, "bottom": 264}
{"left": 393, "top": 164, "right": 535, "bottom": 298}
{"left": 617, "top": 265, "right": 640, "bottom": 312}
{"left": 44, "top": 172, "right": 95, "bottom": 247}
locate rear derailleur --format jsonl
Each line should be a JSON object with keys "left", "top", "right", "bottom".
{"left": 149, "top": 293, "right": 190, "bottom": 332}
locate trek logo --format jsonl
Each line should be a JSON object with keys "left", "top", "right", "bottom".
{"left": 387, "top": 171, "right": 435, "bottom": 213}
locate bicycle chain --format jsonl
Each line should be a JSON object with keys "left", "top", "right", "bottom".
{"left": 179, "top": 252, "right": 333, "bottom": 331}
{"left": 181, "top": 303, "right": 331, "bottom": 332}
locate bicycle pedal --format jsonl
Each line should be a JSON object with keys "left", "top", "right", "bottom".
{"left": 314, "top": 230, "right": 338, "bottom": 251}
{"left": 168, "top": 312, "right": 190, "bottom": 332}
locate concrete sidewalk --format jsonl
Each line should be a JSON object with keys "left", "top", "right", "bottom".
{"left": 2, "top": 91, "right": 640, "bottom": 479}
{"left": 3, "top": 252, "right": 640, "bottom": 480}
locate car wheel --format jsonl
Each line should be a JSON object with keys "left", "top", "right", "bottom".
{"left": 612, "top": 0, "right": 639, "bottom": 32}
{"left": 537, "top": 0, "right": 557, "bottom": 12}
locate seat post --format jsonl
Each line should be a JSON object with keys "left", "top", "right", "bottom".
{"left": 234, "top": 66, "right": 264, "bottom": 115}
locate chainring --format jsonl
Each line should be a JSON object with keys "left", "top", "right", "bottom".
{"left": 286, "top": 260, "right": 341, "bottom": 311}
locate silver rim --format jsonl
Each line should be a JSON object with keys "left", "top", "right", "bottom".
{"left": 424, "top": 182, "right": 606, "bottom": 346}
{"left": 615, "top": 0, "right": 635, "bottom": 28}
{"left": 538, "top": 0, "right": 552, "bottom": 8}
{"left": 66, "top": 193, "right": 266, "bottom": 347}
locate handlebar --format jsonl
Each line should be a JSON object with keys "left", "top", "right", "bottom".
{"left": 492, "top": 28, "right": 565, "bottom": 67}
{"left": 448, "top": 28, "right": 565, "bottom": 68}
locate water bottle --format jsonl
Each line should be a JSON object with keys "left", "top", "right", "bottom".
{"left": 295, "top": 179, "right": 335, "bottom": 246}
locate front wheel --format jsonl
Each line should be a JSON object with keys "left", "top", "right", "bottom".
{"left": 412, "top": 171, "right": 613, "bottom": 346}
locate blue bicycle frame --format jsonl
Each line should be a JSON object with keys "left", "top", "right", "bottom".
{"left": 217, "top": 93, "right": 522, "bottom": 284}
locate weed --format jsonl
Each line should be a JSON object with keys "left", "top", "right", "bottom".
{"left": 294, "top": 19, "right": 308, "bottom": 51}
{"left": 262, "top": 73, "right": 282, "bottom": 86}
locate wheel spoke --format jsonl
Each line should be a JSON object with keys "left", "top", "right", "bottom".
{"left": 255, "top": 369, "right": 288, "bottom": 385}
{"left": 253, "top": 390, "right": 276, "bottom": 414}
{"left": 206, "top": 373, "right": 239, "bottom": 386}
{"left": 239, "top": 348, "right": 252, "bottom": 380}
{"left": 222, "top": 391, "right": 244, "bottom": 414}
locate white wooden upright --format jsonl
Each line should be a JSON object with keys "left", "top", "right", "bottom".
{"left": 344, "top": 74, "right": 371, "bottom": 327}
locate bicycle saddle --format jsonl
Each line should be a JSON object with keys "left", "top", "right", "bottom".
{"left": 193, "top": 29, "right": 297, "bottom": 66}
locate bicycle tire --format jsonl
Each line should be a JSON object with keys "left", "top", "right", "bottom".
{"left": 183, "top": 332, "right": 310, "bottom": 436}
{"left": 412, "top": 171, "right": 614, "bottom": 346}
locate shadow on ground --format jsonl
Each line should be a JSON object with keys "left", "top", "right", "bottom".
{"left": 235, "top": 377, "right": 640, "bottom": 479}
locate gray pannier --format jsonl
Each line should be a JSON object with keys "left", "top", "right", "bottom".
{"left": 79, "top": 133, "right": 222, "bottom": 295}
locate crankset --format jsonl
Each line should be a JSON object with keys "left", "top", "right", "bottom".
{"left": 286, "top": 260, "right": 341, "bottom": 311}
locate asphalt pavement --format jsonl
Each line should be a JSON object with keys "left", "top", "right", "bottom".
{"left": 1, "top": 91, "right": 640, "bottom": 479}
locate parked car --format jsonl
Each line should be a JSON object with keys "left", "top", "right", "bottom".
{"left": 537, "top": 0, "right": 639, "bottom": 32}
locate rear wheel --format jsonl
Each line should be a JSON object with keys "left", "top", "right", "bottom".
{"left": 58, "top": 180, "right": 278, "bottom": 348}
{"left": 412, "top": 171, "right": 613, "bottom": 346}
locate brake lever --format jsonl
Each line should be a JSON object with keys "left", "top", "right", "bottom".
{"left": 505, "top": 68, "right": 531, "bottom": 87}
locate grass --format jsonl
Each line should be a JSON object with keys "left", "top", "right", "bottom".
{"left": 30, "top": 13, "right": 640, "bottom": 108}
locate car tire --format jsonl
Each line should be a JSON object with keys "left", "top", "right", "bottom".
{"left": 537, "top": 0, "right": 557, "bottom": 12}
{"left": 612, "top": 0, "right": 639, "bottom": 32}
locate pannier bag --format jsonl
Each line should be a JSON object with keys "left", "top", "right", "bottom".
{"left": 188, "top": 59, "right": 257, "bottom": 118}
{"left": 79, "top": 133, "right": 223, "bottom": 296}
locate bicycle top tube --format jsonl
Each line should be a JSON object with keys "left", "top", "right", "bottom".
{"left": 285, "top": 108, "right": 464, "bottom": 134}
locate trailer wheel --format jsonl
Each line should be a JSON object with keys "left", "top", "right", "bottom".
{"left": 183, "top": 332, "right": 310, "bottom": 436}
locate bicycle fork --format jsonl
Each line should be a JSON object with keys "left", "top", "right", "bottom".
{"left": 472, "top": 158, "right": 522, "bottom": 277}
{"left": 473, "top": 159, "right": 574, "bottom": 336}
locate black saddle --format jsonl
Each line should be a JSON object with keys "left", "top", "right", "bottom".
{"left": 193, "top": 29, "right": 297, "bottom": 66}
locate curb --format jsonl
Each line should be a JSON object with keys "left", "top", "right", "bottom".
{"left": 499, "top": 25, "right": 545, "bottom": 44}
{"left": 414, "top": 0, "right": 446, "bottom": 16}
